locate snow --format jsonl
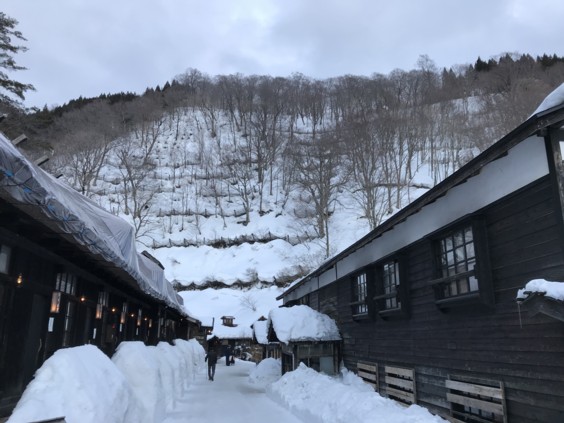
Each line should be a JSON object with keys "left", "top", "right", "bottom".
{"left": 7, "top": 345, "right": 136, "bottom": 423}
{"left": 268, "top": 364, "right": 444, "bottom": 423}
{"left": 268, "top": 305, "right": 341, "bottom": 344}
{"left": 532, "top": 82, "right": 564, "bottom": 115}
{"left": 252, "top": 319, "right": 269, "bottom": 344}
{"left": 7, "top": 340, "right": 205, "bottom": 423}
{"left": 517, "top": 278, "right": 564, "bottom": 301}
{"left": 179, "top": 285, "right": 283, "bottom": 335}
{"left": 209, "top": 322, "right": 253, "bottom": 340}
{"left": 7, "top": 331, "right": 447, "bottom": 423}
{"left": 248, "top": 358, "right": 282, "bottom": 388}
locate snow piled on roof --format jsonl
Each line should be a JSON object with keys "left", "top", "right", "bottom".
{"left": 517, "top": 279, "right": 564, "bottom": 301}
{"left": 252, "top": 319, "right": 269, "bottom": 344}
{"left": 532, "top": 82, "right": 564, "bottom": 115}
{"left": 268, "top": 305, "right": 341, "bottom": 344}
{"left": 210, "top": 323, "right": 253, "bottom": 340}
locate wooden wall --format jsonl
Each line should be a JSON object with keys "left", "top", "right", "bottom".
{"left": 312, "top": 176, "right": 564, "bottom": 422}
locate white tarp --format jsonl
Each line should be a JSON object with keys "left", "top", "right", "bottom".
{"left": 0, "top": 132, "right": 186, "bottom": 314}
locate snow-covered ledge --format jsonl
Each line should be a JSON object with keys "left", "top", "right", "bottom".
{"left": 516, "top": 279, "right": 564, "bottom": 323}
{"left": 517, "top": 279, "right": 564, "bottom": 301}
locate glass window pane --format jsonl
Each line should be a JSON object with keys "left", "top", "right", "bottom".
{"left": 455, "top": 246, "right": 466, "bottom": 263}
{"left": 469, "top": 276, "right": 479, "bottom": 292}
{"left": 465, "top": 242, "right": 475, "bottom": 260}
{"left": 446, "top": 251, "right": 454, "bottom": 266}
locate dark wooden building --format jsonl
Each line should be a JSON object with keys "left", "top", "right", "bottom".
{"left": 0, "top": 132, "right": 199, "bottom": 416}
{"left": 278, "top": 99, "right": 564, "bottom": 421}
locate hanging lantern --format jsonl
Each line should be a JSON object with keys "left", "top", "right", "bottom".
{"left": 16, "top": 274, "right": 23, "bottom": 287}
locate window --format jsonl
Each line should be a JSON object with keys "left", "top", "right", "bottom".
{"left": 351, "top": 272, "right": 368, "bottom": 317}
{"left": 437, "top": 225, "right": 477, "bottom": 297}
{"left": 382, "top": 260, "right": 400, "bottom": 310}
{"left": 431, "top": 218, "right": 494, "bottom": 308}
{"left": 55, "top": 272, "right": 77, "bottom": 295}
{"left": 373, "top": 257, "right": 407, "bottom": 319}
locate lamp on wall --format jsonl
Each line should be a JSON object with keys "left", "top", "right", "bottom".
{"left": 16, "top": 273, "right": 23, "bottom": 287}
{"left": 50, "top": 291, "right": 61, "bottom": 313}
{"left": 95, "top": 304, "right": 103, "bottom": 320}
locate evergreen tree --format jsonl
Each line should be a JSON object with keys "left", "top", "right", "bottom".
{"left": 0, "top": 12, "right": 35, "bottom": 104}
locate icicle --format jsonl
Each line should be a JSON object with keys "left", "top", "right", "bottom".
{"left": 517, "top": 301, "right": 523, "bottom": 329}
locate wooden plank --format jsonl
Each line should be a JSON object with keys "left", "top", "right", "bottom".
{"left": 357, "top": 362, "right": 377, "bottom": 372}
{"left": 446, "top": 393, "right": 504, "bottom": 415}
{"left": 358, "top": 370, "right": 377, "bottom": 381}
{"left": 387, "top": 387, "right": 415, "bottom": 403}
{"left": 385, "top": 375, "right": 414, "bottom": 391}
{"left": 445, "top": 379, "right": 503, "bottom": 399}
{"left": 385, "top": 365, "right": 413, "bottom": 379}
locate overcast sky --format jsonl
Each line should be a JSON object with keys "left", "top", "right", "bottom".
{"left": 4, "top": 0, "right": 564, "bottom": 109}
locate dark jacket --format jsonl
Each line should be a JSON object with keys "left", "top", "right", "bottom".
{"left": 205, "top": 350, "right": 218, "bottom": 365}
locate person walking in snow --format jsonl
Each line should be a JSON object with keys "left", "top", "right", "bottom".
{"left": 225, "top": 345, "right": 231, "bottom": 366}
{"left": 205, "top": 348, "right": 218, "bottom": 381}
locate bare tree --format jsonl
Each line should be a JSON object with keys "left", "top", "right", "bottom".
{"left": 292, "top": 132, "right": 347, "bottom": 258}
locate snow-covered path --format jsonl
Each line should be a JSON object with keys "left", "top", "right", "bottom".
{"left": 162, "top": 360, "right": 303, "bottom": 423}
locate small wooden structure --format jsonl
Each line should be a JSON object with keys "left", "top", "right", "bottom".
{"left": 251, "top": 317, "right": 280, "bottom": 362}
{"left": 267, "top": 305, "right": 341, "bottom": 375}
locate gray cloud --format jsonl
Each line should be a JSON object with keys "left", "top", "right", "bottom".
{"left": 4, "top": 0, "right": 564, "bottom": 108}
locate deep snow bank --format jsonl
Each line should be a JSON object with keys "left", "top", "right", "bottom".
{"left": 267, "top": 363, "right": 445, "bottom": 423}
{"left": 7, "top": 339, "right": 205, "bottom": 423}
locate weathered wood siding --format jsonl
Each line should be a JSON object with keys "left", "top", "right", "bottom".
{"left": 313, "top": 176, "right": 564, "bottom": 422}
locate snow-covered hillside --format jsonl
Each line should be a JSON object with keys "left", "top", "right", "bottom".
{"left": 60, "top": 107, "right": 434, "bottom": 292}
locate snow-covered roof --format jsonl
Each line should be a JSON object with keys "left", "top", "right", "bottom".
{"left": 517, "top": 279, "right": 564, "bottom": 302}
{"left": 209, "top": 323, "right": 253, "bottom": 340}
{"left": 0, "top": 132, "right": 189, "bottom": 316}
{"left": 268, "top": 305, "right": 341, "bottom": 344}
{"left": 252, "top": 319, "right": 269, "bottom": 344}
{"left": 532, "top": 82, "right": 564, "bottom": 115}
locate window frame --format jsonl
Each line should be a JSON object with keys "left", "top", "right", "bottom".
{"left": 350, "top": 270, "right": 369, "bottom": 319}
{"left": 373, "top": 255, "right": 409, "bottom": 319}
{"left": 430, "top": 217, "right": 494, "bottom": 309}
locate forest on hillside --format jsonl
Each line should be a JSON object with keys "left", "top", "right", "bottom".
{"left": 2, "top": 52, "right": 564, "bottom": 263}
